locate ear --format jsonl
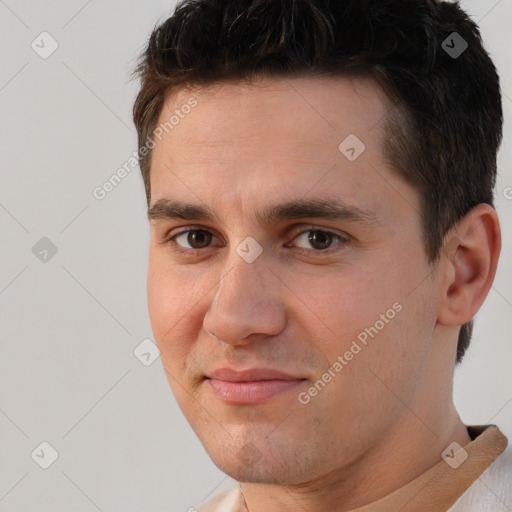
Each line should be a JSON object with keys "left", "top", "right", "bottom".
{"left": 437, "top": 204, "right": 501, "bottom": 327}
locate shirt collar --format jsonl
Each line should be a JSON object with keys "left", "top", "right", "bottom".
{"left": 350, "top": 424, "right": 508, "bottom": 512}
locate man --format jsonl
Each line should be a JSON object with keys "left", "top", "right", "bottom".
{"left": 132, "top": 0, "right": 511, "bottom": 510}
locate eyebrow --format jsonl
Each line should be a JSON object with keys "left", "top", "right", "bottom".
{"left": 147, "top": 198, "right": 378, "bottom": 226}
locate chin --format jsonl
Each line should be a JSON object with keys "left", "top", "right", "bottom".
{"left": 203, "top": 440, "right": 312, "bottom": 485}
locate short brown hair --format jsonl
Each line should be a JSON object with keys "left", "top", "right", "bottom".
{"left": 132, "top": 0, "right": 503, "bottom": 363}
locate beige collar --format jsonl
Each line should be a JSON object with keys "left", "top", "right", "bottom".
{"left": 351, "top": 424, "right": 508, "bottom": 512}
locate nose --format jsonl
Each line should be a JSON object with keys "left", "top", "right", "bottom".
{"left": 202, "top": 249, "right": 287, "bottom": 346}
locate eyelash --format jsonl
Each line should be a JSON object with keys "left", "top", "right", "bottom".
{"left": 163, "top": 226, "right": 350, "bottom": 257}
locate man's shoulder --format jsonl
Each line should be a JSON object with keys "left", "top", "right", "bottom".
{"left": 196, "top": 484, "right": 241, "bottom": 512}
{"left": 448, "top": 441, "right": 512, "bottom": 511}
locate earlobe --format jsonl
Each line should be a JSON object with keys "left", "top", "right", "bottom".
{"left": 437, "top": 204, "right": 501, "bottom": 327}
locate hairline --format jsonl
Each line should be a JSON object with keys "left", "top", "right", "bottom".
{"left": 143, "top": 70, "right": 412, "bottom": 202}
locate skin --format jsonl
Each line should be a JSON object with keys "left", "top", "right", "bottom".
{"left": 146, "top": 76, "right": 500, "bottom": 511}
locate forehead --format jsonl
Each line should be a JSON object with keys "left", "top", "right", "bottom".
{"left": 148, "top": 76, "right": 414, "bottom": 224}
{"left": 158, "top": 75, "right": 389, "bottom": 146}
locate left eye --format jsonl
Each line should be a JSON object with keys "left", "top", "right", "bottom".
{"left": 290, "top": 229, "right": 345, "bottom": 251}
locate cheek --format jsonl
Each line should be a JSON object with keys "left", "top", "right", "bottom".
{"left": 297, "top": 249, "right": 430, "bottom": 372}
{"left": 148, "top": 245, "right": 202, "bottom": 324}
{"left": 147, "top": 268, "right": 201, "bottom": 410}
{"left": 338, "top": 259, "right": 437, "bottom": 398}
{"left": 147, "top": 257, "right": 200, "bottom": 365}
{"left": 147, "top": 264, "right": 175, "bottom": 341}
{"left": 146, "top": 252, "right": 226, "bottom": 386}
{"left": 299, "top": 265, "right": 396, "bottom": 347}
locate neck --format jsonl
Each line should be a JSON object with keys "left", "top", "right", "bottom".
{"left": 241, "top": 410, "right": 470, "bottom": 512}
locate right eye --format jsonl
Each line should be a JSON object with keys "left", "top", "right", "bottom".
{"left": 165, "top": 228, "right": 220, "bottom": 254}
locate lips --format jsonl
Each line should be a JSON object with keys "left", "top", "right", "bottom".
{"left": 206, "top": 367, "right": 306, "bottom": 404}
{"left": 208, "top": 367, "right": 302, "bottom": 382}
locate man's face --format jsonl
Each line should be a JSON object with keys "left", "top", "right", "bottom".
{"left": 147, "top": 77, "right": 440, "bottom": 484}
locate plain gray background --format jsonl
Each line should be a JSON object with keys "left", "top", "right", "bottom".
{"left": 0, "top": 1, "right": 511, "bottom": 511}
